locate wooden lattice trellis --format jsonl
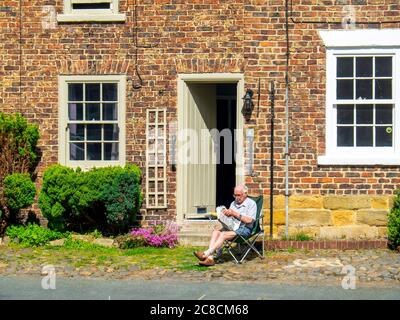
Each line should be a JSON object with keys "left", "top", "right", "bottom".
{"left": 146, "top": 108, "right": 167, "bottom": 209}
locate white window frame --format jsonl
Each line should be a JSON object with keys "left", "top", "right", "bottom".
{"left": 58, "top": 75, "right": 126, "bottom": 169}
{"left": 318, "top": 30, "right": 400, "bottom": 165}
{"left": 57, "top": 0, "right": 126, "bottom": 22}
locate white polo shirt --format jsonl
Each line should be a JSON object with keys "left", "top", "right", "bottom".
{"left": 229, "top": 197, "right": 257, "bottom": 229}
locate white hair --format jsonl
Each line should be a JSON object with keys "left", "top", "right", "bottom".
{"left": 235, "top": 184, "right": 248, "bottom": 194}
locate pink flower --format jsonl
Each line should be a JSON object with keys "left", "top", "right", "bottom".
{"left": 128, "top": 222, "right": 179, "bottom": 248}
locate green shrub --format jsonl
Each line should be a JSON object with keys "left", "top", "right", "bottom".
{"left": 5, "top": 224, "right": 68, "bottom": 247}
{"left": 37, "top": 165, "right": 76, "bottom": 231}
{"left": 100, "top": 170, "right": 142, "bottom": 228}
{"left": 0, "top": 112, "right": 39, "bottom": 175}
{"left": 4, "top": 173, "right": 36, "bottom": 211}
{"left": 38, "top": 164, "right": 142, "bottom": 235}
{"left": 0, "top": 112, "right": 39, "bottom": 235}
{"left": 388, "top": 194, "right": 400, "bottom": 250}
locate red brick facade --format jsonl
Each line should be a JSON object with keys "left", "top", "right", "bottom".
{"left": 1, "top": 1, "right": 400, "bottom": 237}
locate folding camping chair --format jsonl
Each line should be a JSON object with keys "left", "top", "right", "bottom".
{"left": 221, "top": 195, "right": 265, "bottom": 264}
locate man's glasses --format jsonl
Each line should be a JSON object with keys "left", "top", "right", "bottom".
{"left": 233, "top": 194, "right": 244, "bottom": 198}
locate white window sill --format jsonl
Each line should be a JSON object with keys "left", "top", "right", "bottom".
{"left": 57, "top": 13, "right": 126, "bottom": 23}
{"left": 319, "top": 29, "right": 400, "bottom": 48}
{"left": 317, "top": 155, "right": 400, "bottom": 166}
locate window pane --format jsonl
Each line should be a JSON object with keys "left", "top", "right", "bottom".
{"left": 85, "top": 103, "right": 101, "bottom": 121}
{"left": 375, "top": 57, "right": 392, "bottom": 77}
{"left": 68, "top": 103, "right": 83, "bottom": 120}
{"left": 356, "top": 105, "right": 373, "bottom": 124}
{"left": 103, "top": 103, "right": 117, "bottom": 120}
{"left": 68, "top": 84, "right": 83, "bottom": 101}
{"left": 69, "top": 124, "right": 84, "bottom": 141}
{"left": 376, "top": 127, "right": 392, "bottom": 147}
{"left": 104, "top": 143, "right": 119, "bottom": 160}
{"left": 356, "top": 79, "right": 372, "bottom": 99}
{"left": 375, "top": 79, "right": 392, "bottom": 99}
{"left": 356, "top": 127, "right": 373, "bottom": 146}
{"left": 87, "top": 124, "right": 102, "bottom": 141}
{"left": 337, "top": 105, "right": 354, "bottom": 124}
{"left": 85, "top": 83, "right": 100, "bottom": 101}
{"left": 70, "top": 143, "right": 85, "bottom": 160}
{"left": 376, "top": 104, "right": 392, "bottom": 124}
{"left": 337, "top": 57, "right": 353, "bottom": 77}
{"left": 103, "top": 83, "right": 118, "bottom": 101}
{"left": 356, "top": 57, "right": 373, "bottom": 77}
{"left": 337, "top": 80, "right": 353, "bottom": 99}
{"left": 104, "top": 124, "right": 119, "bottom": 141}
{"left": 87, "top": 143, "right": 102, "bottom": 160}
{"left": 337, "top": 127, "right": 353, "bottom": 147}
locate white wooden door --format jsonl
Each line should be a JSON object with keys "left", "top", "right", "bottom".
{"left": 183, "top": 83, "right": 217, "bottom": 218}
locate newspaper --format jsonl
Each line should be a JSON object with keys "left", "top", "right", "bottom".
{"left": 216, "top": 206, "right": 241, "bottom": 231}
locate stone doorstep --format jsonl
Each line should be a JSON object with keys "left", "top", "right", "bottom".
{"left": 178, "top": 220, "right": 220, "bottom": 246}
{"left": 178, "top": 232, "right": 211, "bottom": 247}
{"left": 264, "top": 240, "right": 388, "bottom": 250}
{"left": 179, "top": 220, "right": 220, "bottom": 231}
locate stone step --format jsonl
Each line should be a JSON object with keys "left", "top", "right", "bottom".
{"left": 179, "top": 226, "right": 215, "bottom": 233}
{"left": 178, "top": 232, "right": 210, "bottom": 247}
{"left": 179, "top": 220, "right": 220, "bottom": 233}
{"left": 178, "top": 220, "right": 222, "bottom": 246}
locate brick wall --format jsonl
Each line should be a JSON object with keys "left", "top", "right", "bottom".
{"left": 0, "top": 0, "right": 399, "bottom": 236}
{"left": 286, "top": 0, "right": 400, "bottom": 197}
{"left": 0, "top": 1, "right": 21, "bottom": 114}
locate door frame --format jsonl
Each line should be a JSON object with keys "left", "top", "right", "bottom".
{"left": 176, "top": 73, "right": 245, "bottom": 223}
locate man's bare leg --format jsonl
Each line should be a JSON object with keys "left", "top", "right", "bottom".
{"left": 208, "top": 229, "right": 221, "bottom": 251}
{"left": 194, "top": 229, "right": 223, "bottom": 261}
{"left": 209, "top": 231, "right": 236, "bottom": 254}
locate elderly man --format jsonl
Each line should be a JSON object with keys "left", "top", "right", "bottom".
{"left": 194, "top": 184, "right": 257, "bottom": 266}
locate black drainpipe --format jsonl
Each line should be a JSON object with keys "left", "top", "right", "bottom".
{"left": 269, "top": 81, "right": 275, "bottom": 239}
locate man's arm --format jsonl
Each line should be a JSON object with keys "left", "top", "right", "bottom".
{"left": 224, "top": 209, "right": 253, "bottom": 224}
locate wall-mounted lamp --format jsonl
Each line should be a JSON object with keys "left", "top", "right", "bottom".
{"left": 242, "top": 88, "right": 254, "bottom": 118}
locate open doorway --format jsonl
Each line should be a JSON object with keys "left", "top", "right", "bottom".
{"left": 177, "top": 75, "right": 244, "bottom": 221}
{"left": 216, "top": 84, "right": 237, "bottom": 208}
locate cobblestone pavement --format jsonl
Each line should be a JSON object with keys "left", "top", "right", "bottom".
{"left": 1, "top": 247, "right": 399, "bottom": 288}
{"left": 172, "top": 249, "right": 400, "bottom": 288}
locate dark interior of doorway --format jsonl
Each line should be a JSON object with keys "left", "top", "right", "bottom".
{"left": 216, "top": 83, "right": 237, "bottom": 208}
